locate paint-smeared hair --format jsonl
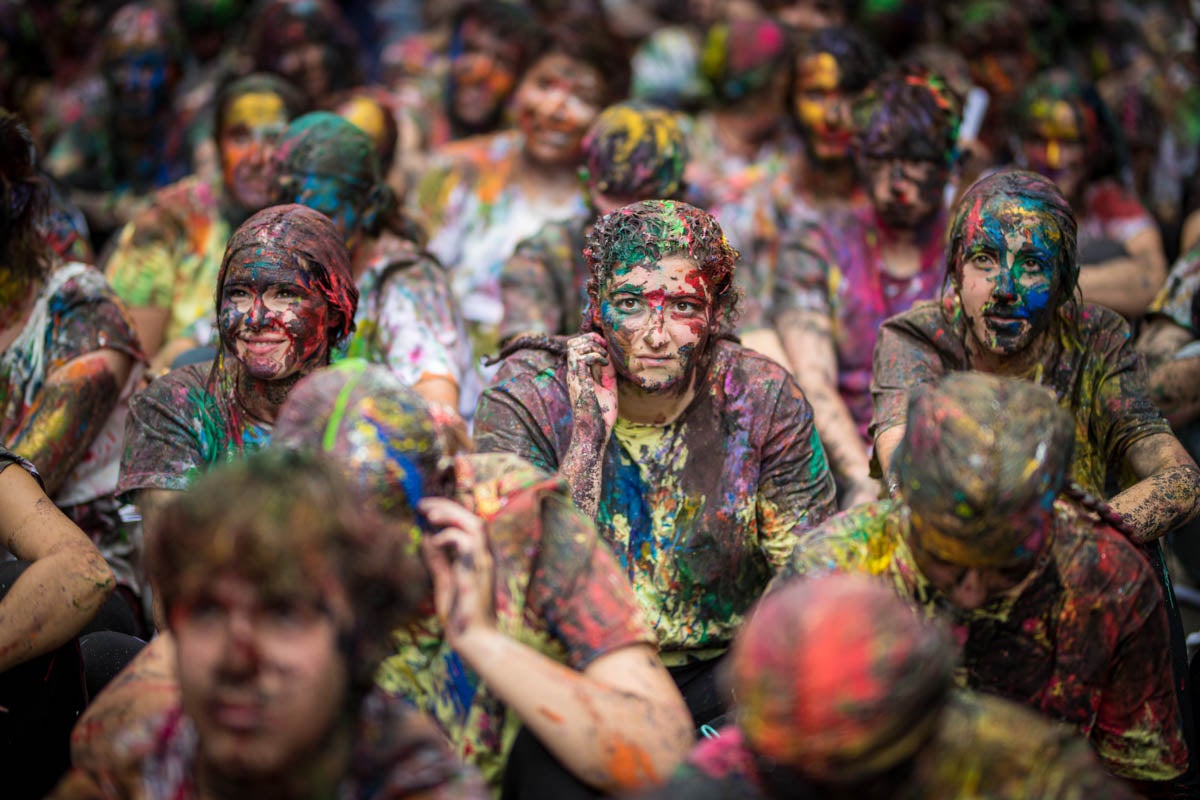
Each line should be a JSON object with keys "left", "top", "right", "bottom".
{"left": 0, "top": 110, "right": 50, "bottom": 286}
{"left": 582, "top": 102, "right": 689, "bottom": 201}
{"left": 699, "top": 16, "right": 793, "bottom": 105}
{"left": 542, "top": 15, "right": 630, "bottom": 106}
{"left": 242, "top": 0, "right": 364, "bottom": 102}
{"left": 1013, "top": 68, "right": 1123, "bottom": 182}
{"left": 149, "top": 449, "right": 424, "bottom": 701}
{"left": 214, "top": 72, "right": 308, "bottom": 144}
{"left": 946, "top": 169, "right": 1079, "bottom": 313}
{"left": 854, "top": 66, "right": 962, "bottom": 167}
{"left": 795, "top": 25, "right": 888, "bottom": 95}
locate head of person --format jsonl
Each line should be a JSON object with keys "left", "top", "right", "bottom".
{"left": 580, "top": 102, "right": 690, "bottom": 217}
{"left": 99, "top": 2, "right": 184, "bottom": 124}
{"left": 945, "top": 169, "right": 1078, "bottom": 361}
{"left": 271, "top": 111, "right": 389, "bottom": 252}
{"left": 148, "top": 449, "right": 423, "bottom": 782}
{"left": 216, "top": 204, "right": 357, "bottom": 383}
{"left": 699, "top": 16, "right": 793, "bottom": 129}
{"left": 511, "top": 16, "right": 630, "bottom": 168}
{"left": 1013, "top": 69, "right": 1107, "bottom": 203}
{"left": 953, "top": 0, "right": 1036, "bottom": 107}
{"left": 180, "top": 0, "right": 247, "bottom": 63}
{"left": 447, "top": 1, "right": 545, "bottom": 132}
{"left": 216, "top": 73, "right": 307, "bottom": 216}
{"left": 273, "top": 361, "right": 456, "bottom": 533}
{"left": 330, "top": 88, "right": 400, "bottom": 177}
{"left": 730, "top": 573, "right": 955, "bottom": 788}
{"left": 894, "top": 372, "right": 1074, "bottom": 610}
{"left": 242, "top": 0, "right": 363, "bottom": 106}
{"left": 853, "top": 67, "right": 961, "bottom": 231}
{"left": 583, "top": 199, "right": 739, "bottom": 393}
{"left": 790, "top": 25, "right": 888, "bottom": 164}
{"left": 759, "top": 0, "right": 853, "bottom": 35}
{"left": 0, "top": 110, "right": 50, "bottom": 289}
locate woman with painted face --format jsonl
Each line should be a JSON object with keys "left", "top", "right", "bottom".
{"left": 103, "top": 73, "right": 307, "bottom": 374}
{"left": 476, "top": 200, "right": 836, "bottom": 727}
{"left": 792, "top": 373, "right": 1188, "bottom": 796}
{"left": 1013, "top": 69, "right": 1168, "bottom": 318}
{"left": 776, "top": 68, "right": 961, "bottom": 508}
{"left": 118, "top": 204, "right": 357, "bottom": 531}
{"left": 411, "top": 16, "right": 629, "bottom": 360}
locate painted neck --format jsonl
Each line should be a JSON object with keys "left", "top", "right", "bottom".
{"left": 798, "top": 154, "right": 857, "bottom": 206}
{"left": 965, "top": 329, "right": 1050, "bottom": 378}
{"left": 616, "top": 373, "right": 698, "bottom": 426}
{"left": 232, "top": 361, "right": 306, "bottom": 426}
{"left": 195, "top": 718, "right": 352, "bottom": 800}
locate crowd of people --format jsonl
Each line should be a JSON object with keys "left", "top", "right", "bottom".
{"left": 3, "top": 0, "right": 1200, "bottom": 797}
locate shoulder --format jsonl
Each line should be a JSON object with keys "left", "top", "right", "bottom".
{"left": 790, "top": 501, "right": 902, "bottom": 575}
{"left": 1074, "top": 303, "right": 1134, "bottom": 343}
{"left": 129, "top": 363, "right": 215, "bottom": 421}
{"left": 431, "top": 131, "right": 518, "bottom": 170}
{"left": 49, "top": 262, "right": 121, "bottom": 306}
{"left": 703, "top": 341, "right": 810, "bottom": 413}
{"left": 489, "top": 345, "right": 568, "bottom": 389}
{"left": 0, "top": 445, "right": 40, "bottom": 485}
{"left": 1050, "top": 505, "right": 1159, "bottom": 604}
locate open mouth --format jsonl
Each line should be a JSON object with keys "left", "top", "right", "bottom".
{"left": 239, "top": 336, "right": 289, "bottom": 357}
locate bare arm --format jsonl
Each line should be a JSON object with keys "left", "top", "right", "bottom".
{"left": 1148, "top": 355, "right": 1200, "bottom": 426}
{"left": 420, "top": 498, "right": 692, "bottom": 792}
{"left": 0, "top": 465, "right": 115, "bottom": 673}
{"left": 126, "top": 307, "right": 169, "bottom": 364}
{"left": 1136, "top": 318, "right": 1193, "bottom": 367}
{"left": 779, "top": 310, "right": 878, "bottom": 507}
{"left": 739, "top": 328, "right": 793, "bottom": 371}
{"left": 560, "top": 334, "right": 617, "bottom": 517}
{"left": 9, "top": 349, "right": 132, "bottom": 496}
{"left": 1110, "top": 433, "right": 1200, "bottom": 542}
{"left": 1077, "top": 228, "right": 1168, "bottom": 317}
{"left": 873, "top": 424, "right": 907, "bottom": 497}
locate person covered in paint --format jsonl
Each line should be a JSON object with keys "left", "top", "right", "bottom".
{"left": 499, "top": 101, "right": 690, "bottom": 343}
{"left": 641, "top": 573, "right": 1130, "bottom": 800}
{"left": 792, "top": 373, "right": 1189, "bottom": 794}
{"left": 410, "top": 16, "right": 629, "bottom": 358}
{"left": 1012, "top": 69, "right": 1168, "bottom": 318}
{"left": 1139, "top": 242, "right": 1200, "bottom": 427}
{"left": 786, "top": 25, "right": 888, "bottom": 213}
{"left": 682, "top": 16, "right": 796, "bottom": 365}
{"left": 103, "top": 73, "right": 307, "bottom": 374}
{"left": 775, "top": 67, "right": 961, "bottom": 508}
{"left": 0, "top": 110, "right": 145, "bottom": 612}
{"left": 872, "top": 169, "right": 1200, "bottom": 545}
{"left": 476, "top": 200, "right": 836, "bottom": 726}
{"left": 117, "top": 204, "right": 357, "bottom": 527}
{"left": 52, "top": 450, "right": 487, "bottom": 800}
{"left": 44, "top": 2, "right": 192, "bottom": 246}
{"left": 269, "top": 362, "right": 693, "bottom": 796}
{"left": 270, "top": 111, "right": 477, "bottom": 416}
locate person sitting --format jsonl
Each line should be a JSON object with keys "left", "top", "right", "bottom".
{"left": 641, "top": 573, "right": 1130, "bottom": 799}
{"left": 476, "top": 200, "right": 836, "bottom": 726}
{"left": 793, "top": 372, "right": 1189, "bottom": 795}
{"left": 52, "top": 449, "right": 486, "bottom": 799}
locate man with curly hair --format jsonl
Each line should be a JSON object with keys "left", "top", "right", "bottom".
{"left": 475, "top": 199, "right": 836, "bottom": 726}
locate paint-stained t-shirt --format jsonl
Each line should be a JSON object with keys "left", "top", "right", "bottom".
{"left": 118, "top": 360, "right": 271, "bottom": 496}
{"left": 1080, "top": 177, "right": 1156, "bottom": 253}
{"left": 645, "top": 692, "right": 1132, "bottom": 799}
{"left": 0, "top": 445, "right": 38, "bottom": 483}
{"left": 498, "top": 215, "right": 591, "bottom": 342}
{"left": 1149, "top": 241, "right": 1200, "bottom": 336}
{"left": 104, "top": 175, "right": 232, "bottom": 346}
{"left": 377, "top": 453, "right": 656, "bottom": 790}
{"left": 786, "top": 499, "right": 1188, "bottom": 783}
{"left": 871, "top": 298, "right": 1171, "bottom": 497}
{"left": 775, "top": 207, "right": 946, "bottom": 440}
{"left": 475, "top": 340, "right": 836, "bottom": 665}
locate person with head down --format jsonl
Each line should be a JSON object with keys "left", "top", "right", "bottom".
{"left": 477, "top": 200, "right": 836, "bottom": 728}
{"left": 638, "top": 573, "right": 1130, "bottom": 800}
{"left": 269, "top": 360, "right": 693, "bottom": 798}
{"left": 499, "top": 101, "right": 690, "bottom": 344}
{"left": 776, "top": 66, "right": 961, "bottom": 508}
{"left": 791, "top": 372, "right": 1188, "bottom": 795}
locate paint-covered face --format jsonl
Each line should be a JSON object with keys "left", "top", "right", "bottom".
{"left": 174, "top": 575, "right": 348, "bottom": 780}
{"left": 600, "top": 255, "right": 713, "bottom": 392}
{"left": 108, "top": 48, "right": 173, "bottom": 119}
{"left": 1020, "top": 99, "right": 1088, "bottom": 200}
{"left": 512, "top": 53, "right": 605, "bottom": 167}
{"left": 793, "top": 53, "right": 853, "bottom": 162}
{"left": 968, "top": 50, "right": 1035, "bottom": 103}
{"left": 956, "top": 198, "right": 1060, "bottom": 360}
{"left": 775, "top": 0, "right": 846, "bottom": 33}
{"left": 276, "top": 42, "right": 334, "bottom": 104}
{"left": 220, "top": 92, "right": 290, "bottom": 212}
{"left": 219, "top": 252, "right": 333, "bottom": 381}
{"left": 908, "top": 516, "right": 1038, "bottom": 611}
{"left": 450, "top": 16, "right": 522, "bottom": 126}
{"left": 284, "top": 173, "right": 368, "bottom": 252}
{"left": 862, "top": 155, "right": 945, "bottom": 230}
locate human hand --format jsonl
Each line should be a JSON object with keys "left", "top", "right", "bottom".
{"left": 418, "top": 497, "right": 496, "bottom": 646}
{"left": 842, "top": 476, "right": 882, "bottom": 510}
{"left": 566, "top": 332, "right": 618, "bottom": 439}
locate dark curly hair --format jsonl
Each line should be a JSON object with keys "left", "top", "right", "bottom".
{"left": 854, "top": 66, "right": 962, "bottom": 167}
{"left": 0, "top": 109, "right": 50, "bottom": 286}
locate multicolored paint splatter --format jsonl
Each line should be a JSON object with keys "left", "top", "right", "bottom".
{"left": 499, "top": 216, "right": 591, "bottom": 341}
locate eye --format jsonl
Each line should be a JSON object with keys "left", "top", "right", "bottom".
{"left": 674, "top": 300, "right": 701, "bottom": 314}
{"left": 616, "top": 297, "right": 640, "bottom": 311}
{"left": 969, "top": 251, "right": 997, "bottom": 270}
{"left": 224, "top": 286, "right": 251, "bottom": 300}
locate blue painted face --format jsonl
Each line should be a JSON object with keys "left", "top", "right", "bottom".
{"left": 108, "top": 49, "right": 171, "bottom": 118}
{"left": 956, "top": 196, "right": 1060, "bottom": 359}
{"left": 287, "top": 173, "right": 368, "bottom": 251}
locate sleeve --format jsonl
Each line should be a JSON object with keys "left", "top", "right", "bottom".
{"left": 1088, "top": 311, "right": 1173, "bottom": 464}
{"left": 1148, "top": 247, "right": 1200, "bottom": 334}
{"left": 42, "top": 272, "right": 143, "bottom": 373}
{"left": 1086, "top": 182, "right": 1155, "bottom": 245}
{"left": 783, "top": 504, "right": 890, "bottom": 579}
{"left": 103, "top": 203, "right": 185, "bottom": 310}
{"left": 755, "top": 374, "right": 837, "bottom": 571}
{"left": 117, "top": 376, "right": 207, "bottom": 495}
{"left": 773, "top": 221, "right": 836, "bottom": 319}
{"left": 368, "top": 260, "right": 465, "bottom": 386}
{"left": 529, "top": 491, "right": 658, "bottom": 669}
{"left": 0, "top": 445, "right": 41, "bottom": 486}
{"left": 868, "top": 306, "right": 950, "bottom": 441}
{"left": 473, "top": 355, "right": 567, "bottom": 475}
{"left": 499, "top": 228, "right": 566, "bottom": 341}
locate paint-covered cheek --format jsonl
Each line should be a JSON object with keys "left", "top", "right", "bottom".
{"left": 795, "top": 98, "right": 826, "bottom": 132}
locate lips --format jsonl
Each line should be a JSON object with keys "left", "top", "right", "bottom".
{"left": 239, "top": 335, "right": 289, "bottom": 357}
{"left": 209, "top": 698, "right": 267, "bottom": 732}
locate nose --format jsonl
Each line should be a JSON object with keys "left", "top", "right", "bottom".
{"left": 219, "top": 609, "right": 260, "bottom": 678}
{"left": 247, "top": 295, "right": 269, "bottom": 328}
{"left": 642, "top": 306, "right": 669, "bottom": 348}
{"left": 1045, "top": 139, "right": 1061, "bottom": 170}
{"left": 950, "top": 570, "right": 989, "bottom": 610}
{"left": 992, "top": 268, "right": 1017, "bottom": 301}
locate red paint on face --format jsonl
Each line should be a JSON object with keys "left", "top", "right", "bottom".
{"left": 219, "top": 91, "right": 290, "bottom": 212}
{"left": 793, "top": 53, "right": 853, "bottom": 162}
{"left": 863, "top": 157, "right": 944, "bottom": 230}
{"left": 599, "top": 255, "right": 714, "bottom": 392}
{"left": 219, "top": 254, "right": 333, "bottom": 381}
{"left": 512, "top": 53, "right": 605, "bottom": 167}
{"left": 451, "top": 17, "right": 522, "bottom": 126}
